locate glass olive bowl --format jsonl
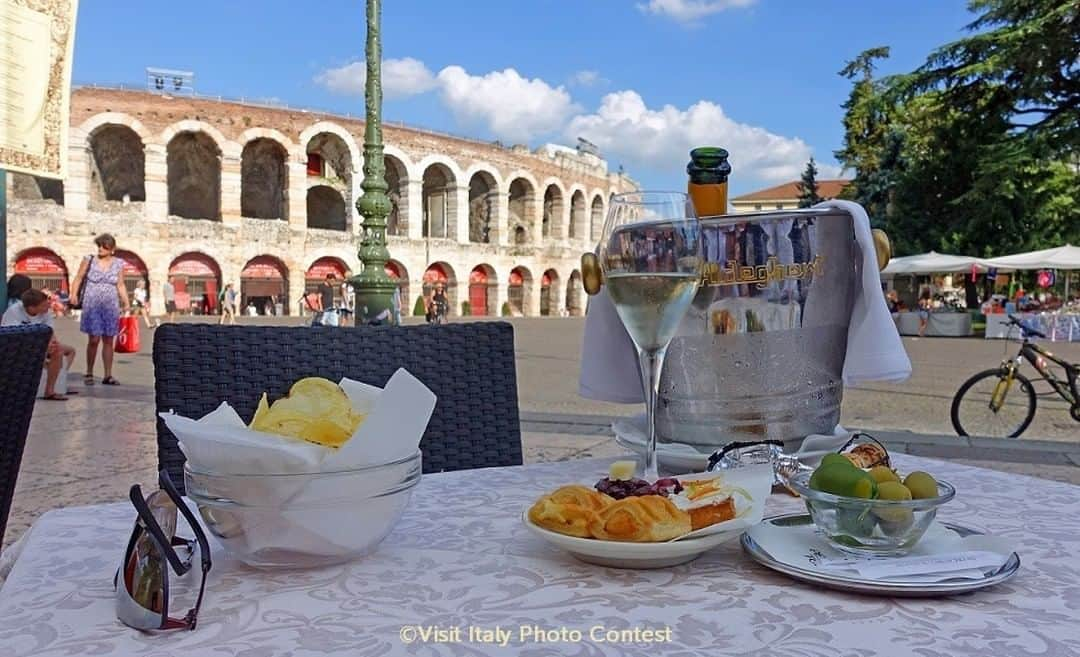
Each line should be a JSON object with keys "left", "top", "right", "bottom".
{"left": 788, "top": 470, "right": 955, "bottom": 556}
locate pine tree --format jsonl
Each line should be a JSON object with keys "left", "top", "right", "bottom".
{"left": 797, "top": 158, "right": 823, "bottom": 208}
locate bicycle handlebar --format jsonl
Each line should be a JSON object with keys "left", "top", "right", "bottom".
{"left": 1006, "top": 314, "right": 1046, "bottom": 338}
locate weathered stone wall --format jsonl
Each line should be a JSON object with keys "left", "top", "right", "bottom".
{"left": 7, "top": 87, "right": 638, "bottom": 318}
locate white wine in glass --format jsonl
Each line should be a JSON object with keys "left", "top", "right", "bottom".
{"left": 600, "top": 192, "right": 703, "bottom": 481}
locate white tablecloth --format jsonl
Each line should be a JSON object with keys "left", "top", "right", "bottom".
{"left": 1, "top": 455, "right": 1079, "bottom": 656}
{"left": 895, "top": 311, "right": 973, "bottom": 336}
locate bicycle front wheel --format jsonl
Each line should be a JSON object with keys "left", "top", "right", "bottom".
{"left": 951, "top": 368, "right": 1037, "bottom": 438}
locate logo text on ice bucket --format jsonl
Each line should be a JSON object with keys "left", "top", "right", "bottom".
{"left": 703, "top": 255, "right": 825, "bottom": 289}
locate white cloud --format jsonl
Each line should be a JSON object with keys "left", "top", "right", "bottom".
{"left": 436, "top": 66, "right": 580, "bottom": 144}
{"left": 570, "top": 70, "right": 602, "bottom": 87}
{"left": 315, "top": 57, "right": 437, "bottom": 99}
{"left": 638, "top": 0, "right": 756, "bottom": 23}
{"left": 566, "top": 90, "right": 818, "bottom": 184}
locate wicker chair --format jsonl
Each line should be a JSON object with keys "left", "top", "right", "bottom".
{"left": 0, "top": 324, "right": 53, "bottom": 546}
{"left": 154, "top": 322, "right": 522, "bottom": 492}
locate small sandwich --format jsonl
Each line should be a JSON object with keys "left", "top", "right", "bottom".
{"left": 671, "top": 477, "right": 739, "bottom": 531}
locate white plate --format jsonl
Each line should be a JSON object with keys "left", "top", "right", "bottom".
{"left": 611, "top": 416, "right": 710, "bottom": 474}
{"left": 522, "top": 510, "right": 743, "bottom": 569}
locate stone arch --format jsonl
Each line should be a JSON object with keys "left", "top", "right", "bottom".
{"left": 14, "top": 247, "right": 69, "bottom": 292}
{"left": 421, "top": 161, "right": 458, "bottom": 239}
{"left": 540, "top": 268, "right": 561, "bottom": 316}
{"left": 423, "top": 261, "right": 458, "bottom": 316}
{"left": 168, "top": 252, "right": 223, "bottom": 315}
{"left": 167, "top": 130, "right": 222, "bottom": 220}
{"left": 79, "top": 112, "right": 152, "bottom": 144}
{"left": 236, "top": 127, "right": 296, "bottom": 155}
{"left": 569, "top": 189, "right": 587, "bottom": 240}
{"left": 159, "top": 120, "right": 229, "bottom": 155}
{"left": 590, "top": 193, "right": 605, "bottom": 243}
{"left": 241, "top": 137, "right": 288, "bottom": 220}
{"left": 467, "top": 169, "right": 498, "bottom": 243}
{"left": 385, "top": 259, "right": 410, "bottom": 311}
{"left": 383, "top": 153, "right": 409, "bottom": 236}
{"left": 240, "top": 254, "right": 290, "bottom": 315}
{"left": 298, "top": 121, "right": 361, "bottom": 174}
{"left": 306, "top": 185, "right": 347, "bottom": 231}
{"left": 566, "top": 269, "right": 584, "bottom": 316}
{"left": 87, "top": 124, "right": 145, "bottom": 206}
{"left": 506, "top": 173, "right": 538, "bottom": 245}
{"left": 541, "top": 180, "right": 566, "bottom": 240}
{"left": 304, "top": 130, "right": 355, "bottom": 192}
{"left": 468, "top": 263, "right": 497, "bottom": 316}
{"left": 508, "top": 265, "right": 533, "bottom": 316}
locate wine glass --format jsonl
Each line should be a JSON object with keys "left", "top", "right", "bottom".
{"left": 600, "top": 191, "right": 703, "bottom": 481}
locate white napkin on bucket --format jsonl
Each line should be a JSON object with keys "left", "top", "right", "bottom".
{"left": 160, "top": 369, "right": 436, "bottom": 554}
{"left": 579, "top": 200, "right": 911, "bottom": 403}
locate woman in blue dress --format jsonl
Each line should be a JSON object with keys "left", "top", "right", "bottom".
{"left": 71, "top": 234, "right": 130, "bottom": 384}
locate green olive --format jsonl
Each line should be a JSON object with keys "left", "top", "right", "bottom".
{"left": 873, "top": 481, "right": 915, "bottom": 528}
{"left": 904, "top": 471, "right": 939, "bottom": 499}
{"left": 820, "top": 453, "right": 854, "bottom": 469}
{"left": 868, "top": 465, "right": 900, "bottom": 484}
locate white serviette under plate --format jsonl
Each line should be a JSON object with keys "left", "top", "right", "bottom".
{"left": 747, "top": 520, "right": 1017, "bottom": 583}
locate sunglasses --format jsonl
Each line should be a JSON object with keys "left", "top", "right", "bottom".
{"left": 114, "top": 470, "right": 212, "bottom": 631}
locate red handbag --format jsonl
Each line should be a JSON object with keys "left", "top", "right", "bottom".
{"left": 115, "top": 315, "right": 141, "bottom": 353}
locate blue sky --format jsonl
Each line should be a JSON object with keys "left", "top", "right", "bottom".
{"left": 73, "top": 0, "right": 977, "bottom": 195}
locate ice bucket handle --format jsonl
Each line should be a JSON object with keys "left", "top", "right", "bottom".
{"left": 581, "top": 228, "right": 891, "bottom": 296}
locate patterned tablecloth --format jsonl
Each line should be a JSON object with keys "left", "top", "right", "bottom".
{"left": 1, "top": 454, "right": 1078, "bottom": 657}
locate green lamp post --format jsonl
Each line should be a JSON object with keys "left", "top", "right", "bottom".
{"left": 351, "top": 0, "right": 397, "bottom": 325}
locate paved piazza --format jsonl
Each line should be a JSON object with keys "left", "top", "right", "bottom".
{"left": 4, "top": 316, "right": 1078, "bottom": 549}
{"left": 8, "top": 87, "right": 635, "bottom": 320}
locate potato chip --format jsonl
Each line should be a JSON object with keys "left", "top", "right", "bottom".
{"left": 248, "top": 377, "right": 365, "bottom": 448}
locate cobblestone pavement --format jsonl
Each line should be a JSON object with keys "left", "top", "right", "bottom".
{"left": 4, "top": 316, "right": 1078, "bottom": 548}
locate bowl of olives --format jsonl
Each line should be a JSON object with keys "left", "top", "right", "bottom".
{"left": 789, "top": 453, "right": 955, "bottom": 556}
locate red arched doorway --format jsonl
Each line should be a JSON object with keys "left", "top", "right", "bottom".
{"left": 469, "top": 264, "right": 496, "bottom": 316}
{"left": 508, "top": 266, "right": 533, "bottom": 316}
{"left": 305, "top": 257, "right": 350, "bottom": 310}
{"left": 14, "top": 248, "right": 68, "bottom": 293}
{"left": 115, "top": 249, "right": 149, "bottom": 304}
{"left": 423, "top": 262, "right": 457, "bottom": 315}
{"left": 241, "top": 255, "right": 288, "bottom": 315}
{"left": 540, "top": 269, "right": 560, "bottom": 316}
{"left": 385, "top": 260, "right": 409, "bottom": 312}
{"left": 168, "top": 252, "right": 221, "bottom": 315}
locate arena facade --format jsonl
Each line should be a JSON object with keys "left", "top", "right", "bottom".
{"left": 6, "top": 87, "right": 637, "bottom": 317}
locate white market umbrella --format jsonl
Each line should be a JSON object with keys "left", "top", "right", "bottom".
{"left": 881, "top": 251, "right": 988, "bottom": 276}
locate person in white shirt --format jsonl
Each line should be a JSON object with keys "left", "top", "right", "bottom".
{"left": 2, "top": 289, "right": 76, "bottom": 400}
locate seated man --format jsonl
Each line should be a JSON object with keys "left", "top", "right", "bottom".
{"left": 2, "top": 289, "right": 76, "bottom": 400}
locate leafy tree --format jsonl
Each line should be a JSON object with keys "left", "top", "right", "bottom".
{"left": 413, "top": 296, "right": 426, "bottom": 316}
{"left": 835, "top": 2, "right": 1080, "bottom": 258}
{"left": 797, "top": 158, "right": 823, "bottom": 208}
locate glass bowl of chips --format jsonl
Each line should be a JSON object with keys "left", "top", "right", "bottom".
{"left": 184, "top": 449, "right": 422, "bottom": 569}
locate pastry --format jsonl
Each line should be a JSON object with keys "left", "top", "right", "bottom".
{"left": 528, "top": 486, "right": 614, "bottom": 538}
{"left": 676, "top": 478, "right": 738, "bottom": 530}
{"left": 588, "top": 495, "right": 691, "bottom": 542}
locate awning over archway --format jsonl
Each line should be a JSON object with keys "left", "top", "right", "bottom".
{"left": 306, "top": 256, "right": 348, "bottom": 280}
{"left": 385, "top": 261, "right": 404, "bottom": 279}
{"left": 15, "top": 248, "right": 67, "bottom": 276}
{"left": 424, "top": 264, "right": 450, "bottom": 284}
{"left": 242, "top": 255, "right": 287, "bottom": 279}
{"left": 115, "top": 249, "right": 148, "bottom": 277}
{"left": 169, "top": 252, "right": 220, "bottom": 279}
{"left": 509, "top": 269, "right": 525, "bottom": 286}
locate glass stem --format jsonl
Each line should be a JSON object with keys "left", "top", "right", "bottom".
{"left": 637, "top": 345, "right": 668, "bottom": 482}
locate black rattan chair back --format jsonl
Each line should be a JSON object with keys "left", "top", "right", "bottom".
{"left": 0, "top": 324, "right": 52, "bottom": 546}
{"left": 154, "top": 322, "right": 522, "bottom": 491}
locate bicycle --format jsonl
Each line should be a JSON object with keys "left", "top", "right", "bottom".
{"left": 951, "top": 315, "right": 1080, "bottom": 438}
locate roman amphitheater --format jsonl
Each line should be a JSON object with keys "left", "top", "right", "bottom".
{"left": 6, "top": 87, "right": 637, "bottom": 317}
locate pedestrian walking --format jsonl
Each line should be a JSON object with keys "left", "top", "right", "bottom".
{"left": 70, "top": 233, "right": 130, "bottom": 385}
{"left": 132, "top": 279, "right": 157, "bottom": 328}
{"left": 163, "top": 277, "right": 177, "bottom": 323}
{"left": 218, "top": 283, "right": 238, "bottom": 325}
{"left": 317, "top": 274, "right": 339, "bottom": 326}
{"left": 391, "top": 284, "right": 402, "bottom": 325}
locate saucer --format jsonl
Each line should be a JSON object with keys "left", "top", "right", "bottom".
{"left": 611, "top": 416, "right": 710, "bottom": 473}
{"left": 523, "top": 510, "right": 743, "bottom": 569}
